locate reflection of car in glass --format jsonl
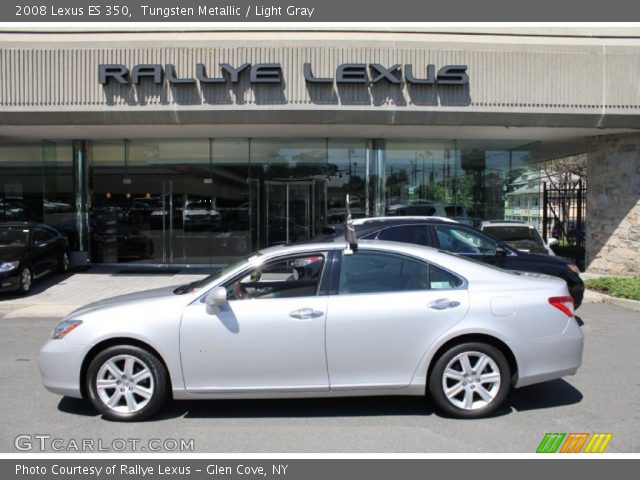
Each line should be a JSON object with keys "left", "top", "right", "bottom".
{"left": 39, "top": 240, "right": 583, "bottom": 421}
{"left": 124, "top": 199, "right": 160, "bottom": 224}
{"left": 91, "top": 222, "right": 154, "bottom": 263}
{"left": 0, "top": 222, "right": 69, "bottom": 294}
{"left": 480, "top": 220, "right": 557, "bottom": 255}
{"left": 43, "top": 199, "right": 73, "bottom": 213}
{"left": 0, "top": 198, "right": 25, "bottom": 221}
{"left": 321, "top": 217, "right": 584, "bottom": 308}
{"left": 386, "top": 200, "right": 471, "bottom": 224}
{"left": 211, "top": 210, "right": 251, "bottom": 255}
{"left": 182, "top": 200, "right": 221, "bottom": 232}
{"left": 268, "top": 216, "right": 310, "bottom": 245}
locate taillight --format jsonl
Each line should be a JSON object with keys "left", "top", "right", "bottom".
{"left": 548, "top": 296, "right": 574, "bottom": 318}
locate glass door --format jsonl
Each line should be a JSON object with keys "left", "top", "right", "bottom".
{"left": 265, "top": 181, "right": 314, "bottom": 247}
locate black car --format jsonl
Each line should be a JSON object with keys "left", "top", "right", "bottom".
{"left": 0, "top": 222, "right": 70, "bottom": 294}
{"left": 322, "top": 217, "right": 584, "bottom": 308}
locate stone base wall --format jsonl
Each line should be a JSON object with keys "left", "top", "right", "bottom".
{"left": 586, "top": 133, "right": 640, "bottom": 275}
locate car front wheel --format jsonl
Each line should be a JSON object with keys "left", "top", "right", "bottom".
{"left": 86, "top": 345, "right": 169, "bottom": 421}
{"left": 18, "top": 266, "right": 33, "bottom": 294}
{"left": 429, "top": 342, "right": 511, "bottom": 419}
{"left": 59, "top": 251, "right": 70, "bottom": 273}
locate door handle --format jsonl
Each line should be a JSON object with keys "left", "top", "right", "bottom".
{"left": 428, "top": 299, "right": 461, "bottom": 310}
{"left": 289, "top": 308, "right": 324, "bottom": 320}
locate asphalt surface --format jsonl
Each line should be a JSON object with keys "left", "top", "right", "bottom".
{"left": 0, "top": 302, "right": 638, "bottom": 453}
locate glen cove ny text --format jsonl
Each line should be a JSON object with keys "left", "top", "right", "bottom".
{"left": 140, "top": 5, "right": 316, "bottom": 18}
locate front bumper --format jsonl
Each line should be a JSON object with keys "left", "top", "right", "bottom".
{"left": 0, "top": 270, "right": 20, "bottom": 292}
{"left": 38, "top": 339, "right": 85, "bottom": 399}
{"left": 510, "top": 317, "right": 584, "bottom": 388}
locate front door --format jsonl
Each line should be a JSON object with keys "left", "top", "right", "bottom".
{"left": 180, "top": 251, "right": 330, "bottom": 392}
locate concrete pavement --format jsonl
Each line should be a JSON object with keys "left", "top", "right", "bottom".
{"left": 0, "top": 267, "right": 209, "bottom": 319}
{"left": 0, "top": 299, "right": 638, "bottom": 452}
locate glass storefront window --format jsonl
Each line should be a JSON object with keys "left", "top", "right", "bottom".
{"left": 0, "top": 141, "right": 75, "bottom": 244}
{"left": 1, "top": 137, "right": 541, "bottom": 266}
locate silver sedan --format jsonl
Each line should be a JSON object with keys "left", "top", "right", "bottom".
{"left": 39, "top": 240, "right": 584, "bottom": 421}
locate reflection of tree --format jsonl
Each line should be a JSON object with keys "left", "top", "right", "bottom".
{"left": 416, "top": 183, "right": 445, "bottom": 202}
{"left": 385, "top": 169, "right": 409, "bottom": 198}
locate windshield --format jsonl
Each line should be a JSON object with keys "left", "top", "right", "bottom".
{"left": 173, "top": 253, "right": 261, "bottom": 294}
{"left": 0, "top": 226, "right": 29, "bottom": 247}
{"left": 483, "top": 226, "right": 545, "bottom": 253}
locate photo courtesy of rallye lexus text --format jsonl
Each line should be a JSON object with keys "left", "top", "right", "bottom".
{"left": 39, "top": 197, "right": 584, "bottom": 421}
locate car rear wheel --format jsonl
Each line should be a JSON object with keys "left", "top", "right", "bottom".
{"left": 429, "top": 342, "right": 510, "bottom": 419}
{"left": 18, "top": 266, "right": 32, "bottom": 294}
{"left": 86, "top": 345, "right": 168, "bottom": 421}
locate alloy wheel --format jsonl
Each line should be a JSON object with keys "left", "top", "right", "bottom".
{"left": 19, "top": 268, "right": 32, "bottom": 293}
{"left": 61, "top": 252, "right": 70, "bottom": 272}
{"left": 441, "top": 351, "right": 501, "bottom": 411}
{"left": 95, "top": 354, "right": 155, "bottom": 414}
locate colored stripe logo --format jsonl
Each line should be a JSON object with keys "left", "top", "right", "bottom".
{"left": 537, "top": 433, "right": 612, "bottom": 453}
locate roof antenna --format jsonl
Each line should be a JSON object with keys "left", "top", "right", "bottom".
{"left": 344, "top": 194, "right": 358, "bottom": 255}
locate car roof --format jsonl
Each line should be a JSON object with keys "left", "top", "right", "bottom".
{"left": 254, "top": 239, "right": 525, "bottom": 285}
{"left": 352, "top": 216, "right": 458, "bottom": 226}
{"left": 481, "top": 220, "right": 535, "bottom": 228}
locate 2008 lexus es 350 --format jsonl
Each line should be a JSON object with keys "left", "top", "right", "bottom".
{"left": 39, "top": 240, "right": 584, "bottom": 421}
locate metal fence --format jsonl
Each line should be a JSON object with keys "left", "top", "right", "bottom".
{"left": 542, "top": 180, "right": 586, "bottom": 271}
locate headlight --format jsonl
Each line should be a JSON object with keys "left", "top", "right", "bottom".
{"left": 567, "top": 264, "right": 580, "bottom": 274}
{"left": 0, "top": 261, "right": 19, "bottom": 272}
{"left": 52, "top": 320, "right": 83, "bottom": 339}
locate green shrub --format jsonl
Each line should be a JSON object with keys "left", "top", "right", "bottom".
{"left": 585, "top": 276, "right": 640, "bottom": 301}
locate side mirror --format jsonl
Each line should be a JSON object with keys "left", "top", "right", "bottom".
{"left": 205, "top": 286, "right": 228, "bottom": 314}
{"left": 495, "top": 245, "right": 507, "bottom": 257}
{"left": 547, "top": 238, "right": 559, "bottom": 247}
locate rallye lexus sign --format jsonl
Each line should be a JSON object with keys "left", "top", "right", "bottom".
{"left": 98, "top": 63, "right": 469, "bottom": 86}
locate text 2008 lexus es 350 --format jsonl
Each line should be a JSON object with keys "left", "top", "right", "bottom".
{"left": 39, "top": 240, "right": 583, "bottom": 421}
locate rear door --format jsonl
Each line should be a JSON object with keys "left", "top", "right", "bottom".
{"left": 325, "top": 249, "right": 469, "bottom": 390}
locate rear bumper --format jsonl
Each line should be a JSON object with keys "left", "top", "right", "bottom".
{"left": 510, "top": 317, "right": 584, "bottom": 388}
{"left": 569, "top": 281, "right": 585, "bottom": 309}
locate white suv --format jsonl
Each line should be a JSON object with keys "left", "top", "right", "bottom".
{"left": 480, "top": 220, "right": 557, "bottom": 255}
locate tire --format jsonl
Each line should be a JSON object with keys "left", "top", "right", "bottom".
{"left": 17, "top": 266, "right": 33, "bottom": 295}
{"left": 59, "top": 251, "right": 70, "bottom": 273}
{"left": 429, "top": 342, "right": 511, "bottom": 419}
{"left": 86, "top": 345, "right": 169, "bottom": 421}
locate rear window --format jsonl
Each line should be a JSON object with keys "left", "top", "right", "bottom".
{"left": 484, "top": 226, "right": 541, "bottom": 242}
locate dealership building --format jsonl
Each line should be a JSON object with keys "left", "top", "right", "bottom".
{"left": 1, "top": 27, "right": 639, "bottom": 274}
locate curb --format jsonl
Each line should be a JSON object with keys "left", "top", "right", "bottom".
{"left": 584, "top": 289, "right": 640, "bottom": 312}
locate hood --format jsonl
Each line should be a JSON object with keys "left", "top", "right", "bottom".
{"left": 67, "top": 285, "right": 179, "bottom": 318}
{"left": 0, "top": 246, "right": 25, "bottom": 262}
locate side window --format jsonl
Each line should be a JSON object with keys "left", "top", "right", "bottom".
{"left": 32, "top": 228, "right": 53, "bottom": 245}
{"left": 435, "top": 226, "right": 496, "bottom": 255}
{"left": 226, "top": 254, "right": 325, "bottom": 300}
{"left": 339, "top": 251, "right": 430, "bottom": 294}
{"left": 376, "top": 225, "right": 428, "bottom": 246}
{"left": 430, "top": 264, "right": 463, "bottom": 290}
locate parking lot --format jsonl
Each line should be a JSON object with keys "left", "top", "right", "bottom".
{"left": 0, "top": 272, "right": 638, "bottom": 453}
